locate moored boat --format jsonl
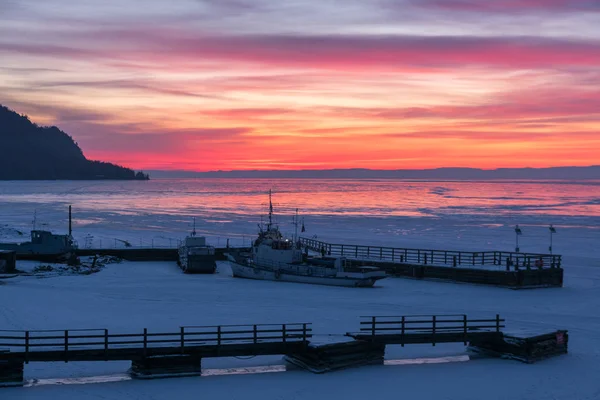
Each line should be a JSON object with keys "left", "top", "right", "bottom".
{"left": 177, "top": 220, "right": 216, "bottom": 274}
{"left": 227, "top": 190, "right": 386, "bottom": 287}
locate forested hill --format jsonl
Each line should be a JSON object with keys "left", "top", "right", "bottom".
{"left": 0, "top": 105, "right": 149, "bottom": 180}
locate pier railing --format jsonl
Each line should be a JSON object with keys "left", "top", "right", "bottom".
{"left": 350, "top": 314, "right": 504, "bottom": 346}
{"left": 0, "top": 323, "right": 312, "bottom": 363}
{"left": 299, "top": 237, "right": 561, "bottom": 270}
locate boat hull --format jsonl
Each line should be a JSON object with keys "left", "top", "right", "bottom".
{"left": 229, "top": 262, "right": 382, "bottom": 288}
{"left": 178, "top": 254, "right": 216, "bottom": 274}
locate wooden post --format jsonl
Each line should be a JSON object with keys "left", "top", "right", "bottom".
{"left": 453, "top": 255, "right": 457, "bottom": 267}
{"left": 341, "top": 245, "right": 344, "bottom": 256}
{"left": 104, "top": 329, "right": 108, "bottom": 360}
{"left": 432, "top": 316, "right": 436, "bottom": 346}
{"left": 180, "top": 327, "right": 185, "bottom": 354}
{"left": 424, "top": 253, "right": 428, "bottom": 265}
{"left": 64, "top": 330, "right": 69, "bottom": 362}
{"left": 391, "top": 248, "right": 395, "bottom": 262}
{"left": 282, "top": 324, "right": 287, "bottom": 344}
{"left": 371, "top": 317, "right": 376, "bottom": 337}
{"left": 444, "top": 251, "right": 448, "bottom": 264}
{"left": 25, "top": 331, "right": 29, "bottom": 364}
{"left": 463, "top": 315, "right": 467, "bottom": 345}
{"left": 401, "top": 316, "right": 405, "bottom": 347}
{"left": 143, "top": 328, "right": 147, "bottom": 357}
{"left": 418, "top": 250, "right": 420, "bottom": 263}
{"left": 253, "top": 325, "right": 258, "bottom": 344}
{"left": 472, "top": 253, "right": 476, "bottom": 266}
{"left": 496, "top": 314, "right": 501, "bottom": 332}
{"left": 302, "top": 323, "right": 308, "bottom": 351}
{"left": 217, "top": 326, "right": 222, "bottom": 347}
{"left": 458, "top": 253, "right": 461, "bottom": 265}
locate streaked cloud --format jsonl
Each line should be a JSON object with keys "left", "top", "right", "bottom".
{"left": 0, "top": 0, "right": 599, "bottom": 170}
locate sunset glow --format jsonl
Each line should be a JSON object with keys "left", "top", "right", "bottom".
{"left": 1, "top": 0, "right": 599, "bottom": 171}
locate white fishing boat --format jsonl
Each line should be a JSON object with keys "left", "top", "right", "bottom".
{"left": 227, "top": 191, "right": 386, "bottom": 287}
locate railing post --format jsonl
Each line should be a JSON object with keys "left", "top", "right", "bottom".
{"left": 472, "top": 253, "right": 475, "bottom": 266}
{"left": 391, "top": 248, "right": 395, "bottom": 262}
{"left": 418, "top": 250, "right": 420, "bottom": 263}
{"left": 25, "top": 331, "right": 29, "bottom": 364}
{"left": 463, "top": 315, "right": 467, "bottom": 345}
{"left": 64, "top": 330, "right": 69, "bottom": 362}
{"left": 217, "top": 326, "right": 222, "bottom": 347}
{"left": 143, "top": 328, "right": 148, "bottom": 357}
{"left": 180, "top": 327, "right": 185, "bottom": 354}
{"left": 432, "top": 316, "right": 436, "bottom": 347}
{"left": 424, "top": 253, "right": 428, "bottom": 265}
{"left": 380, "top": 247, "right": 383, "bottom": 260}
{"left": 496, "top": 314, "right": 501, "bottom": 332}
{"left": 371, "top": 317, "right": 376, "bottom": 337}
{"left": 453, "top": 255, "right": 457, "bottom": 267}
{"left": 303, "top": 323, "right": 308, "bottom": 351}
{"left": 282, "top": 324, "right": 287, "bottom": 344}
{"left": 341, "top": 245, "right": 344, "bottom": 256}
{"left": 104, "top": 329, "right": 108, "bottom": 360}
{"left": 401, "top": 316, "right": 405, "bottom": 347}
{"left": 253, "top": 324, "right": 258, "bottom": 344}
{"left": 444, "top": 251, "right": 448, "bottom": 264}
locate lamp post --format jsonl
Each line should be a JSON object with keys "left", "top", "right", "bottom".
{"left": 515, "top": 225, "right": 522, "bottom": 253}
{"left": 549, "top": 225, "right": 557, "bottom": 254}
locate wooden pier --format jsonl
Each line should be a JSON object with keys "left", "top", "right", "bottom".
{"left": 1, "top": 315, "right": 568, "bottom": 386}
{"left": 300, "top": 237, "right": 563, "bottom": 288}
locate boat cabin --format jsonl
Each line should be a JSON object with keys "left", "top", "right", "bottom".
{"left": 30, "top": 230, "right": 75, "bottom": 249}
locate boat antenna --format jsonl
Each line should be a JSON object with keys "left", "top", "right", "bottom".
{"left": 192, "top": 217, "right": 196, "bottom": 237}
{"left": 268, "top": 189, "right": 273, "bottom": 229}
{"left": 32, "top": 209, "right": 37, "bottom": 231}
{"left": 68, "top": 205, "right": 72, "bottom": 236}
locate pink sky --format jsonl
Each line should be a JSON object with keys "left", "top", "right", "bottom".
{"left": 1, "top": 0, "right": 599, "bottom": 171}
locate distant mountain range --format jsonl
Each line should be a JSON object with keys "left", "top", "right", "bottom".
{"left": 149, "top": 166, "right": 600, "bottom": 180}
{"left": 0, "top": 105, "right": 149, "bottom": 180}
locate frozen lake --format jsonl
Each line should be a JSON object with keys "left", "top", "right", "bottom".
{"left": 1, "top": 179, "right": 599, "bottom": 399}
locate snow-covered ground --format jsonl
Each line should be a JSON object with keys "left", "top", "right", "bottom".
{"left": 1, "top": 179, "right": 599, "bottom": 399}
{"left": 1, "top": 258, "right": 600, "bottom": 400}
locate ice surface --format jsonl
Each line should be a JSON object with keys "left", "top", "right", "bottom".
{"left": 1, "top": 259, "right": 599, "bottom": 399}
{"left": 0, "top": 179, "right": 599, "bottom": 399}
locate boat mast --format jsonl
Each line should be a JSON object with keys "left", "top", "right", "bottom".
{"left": 294, "top": 208, "right": 299, "bottom": 242}
{"left": 268, "top": 189, "right": 273, "bottom": 230}
{"left": 192, "top": 217, "right": 196, "bottom": 237}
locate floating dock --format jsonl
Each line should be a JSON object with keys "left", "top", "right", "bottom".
{"left": 1, "top": 314, "right": 568, "bottom": 386}
{"left": 300, "top": 237, "right": 563, "bottom": 288}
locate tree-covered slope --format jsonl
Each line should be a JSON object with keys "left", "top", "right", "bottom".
{"left": 0, "top": 105, "right": 149, "bottom": 180}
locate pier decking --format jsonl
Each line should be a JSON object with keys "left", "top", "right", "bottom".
{"left": 300, "top": 237, "right": 563, "bottom": 288}
{"left": 1, "top": 315, "right": 568, "bottom": 386}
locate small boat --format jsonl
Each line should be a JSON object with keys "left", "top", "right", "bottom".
{"left": 0, "top": 206, "right": 78, "bottom": 262}
{"left": 177, "top": 220, "right": 216, "bottom": 274}
{"left": 227, "top": 191, "right": 386, "bottom": 287}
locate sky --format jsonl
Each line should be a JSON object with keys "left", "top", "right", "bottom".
{"left": 1, "top": 0, "right": 600, "bottom": 171}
